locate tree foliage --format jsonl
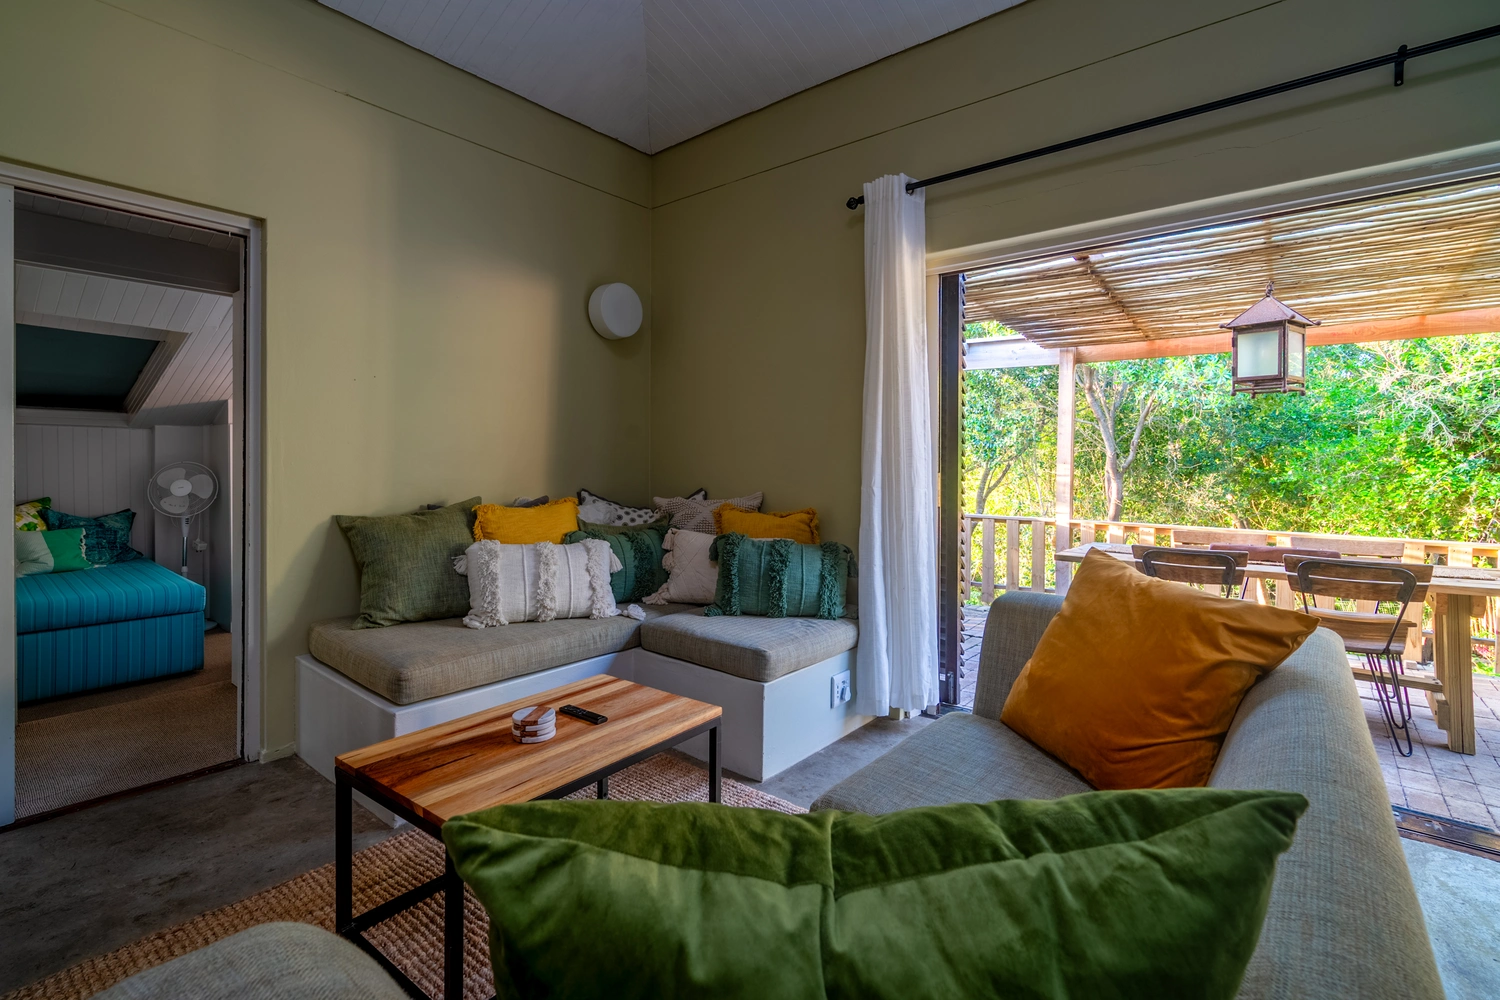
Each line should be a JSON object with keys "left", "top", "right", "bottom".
{"left": 961, "top": 331, "right": 1500, "bottom": 543}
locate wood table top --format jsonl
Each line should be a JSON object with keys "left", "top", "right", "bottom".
{"left": 336, "top": 675, "right": 721, "bottom": 831}
{"left": 1056, "top": 542, "right": 1500, "bottom": 597}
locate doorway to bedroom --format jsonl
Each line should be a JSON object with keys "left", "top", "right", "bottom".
{"left": 4, "top": 185, "right": 249, "bottom": 823}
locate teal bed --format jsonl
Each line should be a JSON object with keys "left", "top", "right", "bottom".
{"left": 17, "top": 558, "right": 206, "bottom": 703}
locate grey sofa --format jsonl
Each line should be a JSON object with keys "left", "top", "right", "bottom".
{"left": 91, "top": 923, "right": 406, "bottom": 999}
{"left": 813, "top": 591, "right": 1445, "bottom": 1000}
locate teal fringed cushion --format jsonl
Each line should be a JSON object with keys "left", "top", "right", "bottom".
{"left": 442, "top": 789, "right": 1307, "bottom": 1000}
{"left": 563, "top": 525, "right": 668, "bottom": 602}
{"left": 706, "top": 533, "right": 853, "bottom": 618}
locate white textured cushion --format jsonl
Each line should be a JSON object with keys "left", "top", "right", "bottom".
{"left": 642, "top": 527, "right": 719, "bottom": 605}
{"left": 457, "top": 539, "right": 620, "bottom": 628}
{"left": 653, "top": 491, "right": 763, "bottom": 533}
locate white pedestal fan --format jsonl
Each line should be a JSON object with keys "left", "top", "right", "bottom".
{"left": 148, "top": 462, "right": 219, "bottom": 631}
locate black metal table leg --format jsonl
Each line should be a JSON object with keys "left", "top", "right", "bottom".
{"left": 597, "top": 775, "right": 608, "bottom": 799}
{"left": 444, "top": 856, "right": 464, "bottom": 1000}
{"left": 708, "top": 725, "right": 721, "bottom": 803}
{"left": 336, "top": 771, "right": 352, "bottom": 933}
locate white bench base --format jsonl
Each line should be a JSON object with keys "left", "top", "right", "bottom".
{"left": 296, "top": 645, "right": 871, "bottom": 823}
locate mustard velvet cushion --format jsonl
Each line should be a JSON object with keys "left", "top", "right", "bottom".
{"left": 472, "top": 498, "right": 579, "bottom": 544}
{"left": 713, "top": 504, "right": 820, "bottom": 544}
{"left": 1000, "top": 548, "right": 1320, "bottom": 789}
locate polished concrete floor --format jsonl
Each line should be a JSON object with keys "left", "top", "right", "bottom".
{"left": 0, "top": 757, "right": 395, "bottom": 995}
{"left": 753, "top": 714, "right": 934, "bottom": 807}
{"left": 0, "top": 715, "right": 931, "bottom": 993}
{"left": 1403, "top": 838, "right": 1500, "bottom": 999}
{"left": 0, "top": 712, "right": 1490, "bottom": 997}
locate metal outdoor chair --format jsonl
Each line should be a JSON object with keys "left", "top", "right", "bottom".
{"left": 1284, "top": 555, "right": 1433, "bottom": 757}
{"left": 1208, "top": 543, "right": 1342, "bottom": 600}
{"left": 1131, "top": 545, "right": 1247, "bottom": 599}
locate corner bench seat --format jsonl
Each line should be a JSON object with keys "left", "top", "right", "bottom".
{"left": 299, "top": 607, "right": 868, "bottom": 790}
{"left": 309, "top": 604, "right": 699, "bottom": 706}
{"left": 638, "top": 614, "right": 859, "bottom": 683}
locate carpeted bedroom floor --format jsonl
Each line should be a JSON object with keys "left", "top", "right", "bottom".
{"left": 14, "top": 631, "right": 237, "bottom": 819}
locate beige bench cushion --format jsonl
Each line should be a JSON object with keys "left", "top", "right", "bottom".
{"left": 309, "top": 605, "right": 699, "bottom": 705}
{"left": 639, "top": 613, "right": 858, "bottom": 683}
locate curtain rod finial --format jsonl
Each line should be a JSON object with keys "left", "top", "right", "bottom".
{"left": 847, "top": 195, "right": 864, "bottom": 210}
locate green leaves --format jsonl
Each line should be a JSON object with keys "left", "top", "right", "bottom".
{"left": 961, "top": 333, "right": 1500, "bottom": 543}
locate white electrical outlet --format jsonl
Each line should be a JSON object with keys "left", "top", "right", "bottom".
{"left": 830, "top": 670, "right": 852, "bottom": 708}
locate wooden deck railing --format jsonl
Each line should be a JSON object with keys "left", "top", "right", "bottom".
{"left": 961, "top": 514, "right": 1500, "bottom": 605}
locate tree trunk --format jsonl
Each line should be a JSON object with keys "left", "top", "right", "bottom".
{"left": 1104, "top": 456, "right": 1125, "bottom": 521}
{"left": 1077, "top": 364, "right": 1157, "bottom": 522}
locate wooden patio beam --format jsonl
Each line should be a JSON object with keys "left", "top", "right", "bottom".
{"left": 965, "top": 307, "right": 1500, "bottom": 369}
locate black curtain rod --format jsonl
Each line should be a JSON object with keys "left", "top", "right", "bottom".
{"left": 846, "top": 22, "right": 1500, "bottom": 210}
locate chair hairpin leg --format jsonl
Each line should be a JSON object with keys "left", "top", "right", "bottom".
{"left": 1366, "top": 651, "right": 1413, "bottom": 757}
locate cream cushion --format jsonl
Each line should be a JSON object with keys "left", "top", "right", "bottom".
{"left": 642, "top": 527, "right": 719, "bottom": 606}
{"left": 457, "top": 539, "right": 620, "bottom": 628}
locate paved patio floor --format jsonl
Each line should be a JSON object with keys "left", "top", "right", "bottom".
{"left": 1369, "top": 672, "right": 1500, "bottom": 832}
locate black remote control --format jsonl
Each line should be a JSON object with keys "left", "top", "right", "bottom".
{"left": 560, "top": 704, "right": 608, "bottom": 725}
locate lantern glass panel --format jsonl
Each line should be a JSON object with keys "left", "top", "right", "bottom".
{"left": 1236, "top": 328, "right": 1281, "bottom": 378}
{"left": 1287, "top": 327, "right": 1304, "bottom": 378}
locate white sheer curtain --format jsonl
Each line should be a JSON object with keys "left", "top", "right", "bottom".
{"left": 855, "top": 174, "right": 938, "bottom": 715}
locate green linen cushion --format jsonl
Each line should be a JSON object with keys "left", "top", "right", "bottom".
{"left": 444, "top": 789, "right": 1306, "bottom": 1000}
{"left": 15, "top": 527, "right": 90, "bottom": 575}
{"left": 335, "top": 497, "right": 480, "bottom": 629}
{"left": 40, "top": 508, "right": 141, "bottom": 565}
{"left": 706, "top": 532, "right": 853, "bottom": 618}
{"left": 562, "top": 524, "right": 668, "bottom": 602}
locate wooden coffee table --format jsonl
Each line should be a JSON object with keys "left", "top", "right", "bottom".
{"left": 334, "top": 674, "right": 722, "bottom": 999}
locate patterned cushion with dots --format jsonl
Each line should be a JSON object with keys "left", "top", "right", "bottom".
{"left": 577, "top": 488, "right": 704, "bottom": 527}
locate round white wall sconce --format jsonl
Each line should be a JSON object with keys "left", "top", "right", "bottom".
{"left": 588, "top": 283, "right": 642, "bottom": 340}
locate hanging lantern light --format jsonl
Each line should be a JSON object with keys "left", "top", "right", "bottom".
{"left": 1222, "top": 282, "right": 1320, "bottom": 396}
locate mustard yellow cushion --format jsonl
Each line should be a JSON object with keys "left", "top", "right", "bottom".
{"left": 472, "top": 498, "right": 579, "bottom": 544}
{"left": 1000, "top": 548, "right": 1319, "bottom": 790}
{"left": 713, "top": 504, "right": 820, "bottom": 544}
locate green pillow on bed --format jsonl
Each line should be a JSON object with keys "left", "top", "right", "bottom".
{"left": 40, "top": 508, "right": 142, "bottom": 565}
{"left": 16, "top": 527, "right": 90, "bottom": 575}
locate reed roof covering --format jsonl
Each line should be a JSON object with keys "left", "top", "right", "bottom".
{"left": 962, "top": 176, "right": 1500, "bottom": 348}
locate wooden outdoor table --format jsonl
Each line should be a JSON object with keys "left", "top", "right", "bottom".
{"left": 333, "top": 674, "right": 723, "bottom": 1000}
{"left": 1056, "top": 542, "right": 1500, "bottom": 756}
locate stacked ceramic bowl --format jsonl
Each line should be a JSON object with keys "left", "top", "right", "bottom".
{"left": 512, "top": 706, "right": 557, "bottom": 744}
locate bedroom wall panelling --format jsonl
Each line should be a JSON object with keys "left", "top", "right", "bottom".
{"left": 207, "top": 415, "right": 234, "bottom": 632}
{"left": 14, "top": 425, "right": 155, "bottom": 556}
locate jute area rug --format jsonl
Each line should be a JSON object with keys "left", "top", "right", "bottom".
{"left": 4, "top": 753, "right": 804, "bottom": 1000}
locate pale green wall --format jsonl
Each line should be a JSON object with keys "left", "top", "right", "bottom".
{"left": 0, "top": 0, "right": 654, "bottom": 757}
{"left": 649, "top": 0, "right": 1500, "bottom": 547}
{"left": 3, "top": 0, "right": 1499, "bottom": 758}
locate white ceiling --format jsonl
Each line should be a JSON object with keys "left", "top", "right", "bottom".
{"left": 320, "top": 0, "right": 1026, "bottom": 152}
{"left": 15, "top": 263, "right": 234, "bottom": 419}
